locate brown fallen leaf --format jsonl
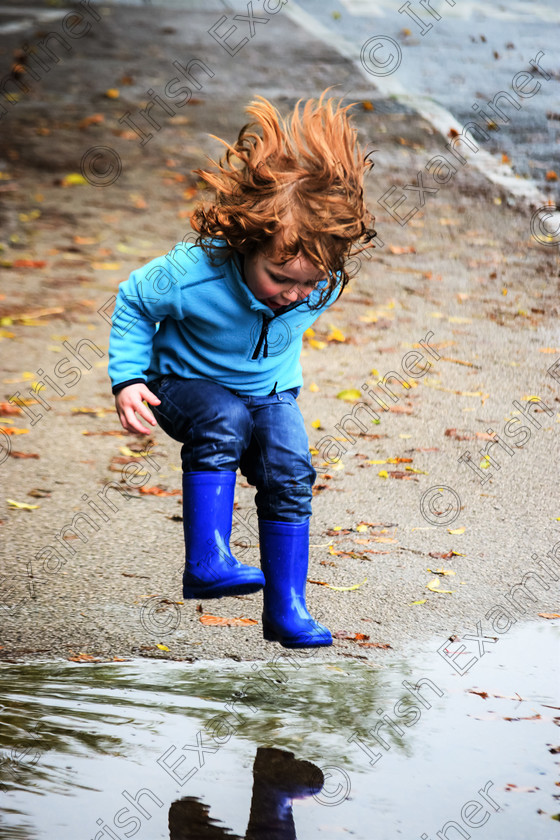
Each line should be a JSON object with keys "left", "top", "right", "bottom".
{"left": 440, "top": 356, "right": 480, "bottom": 369}
{"left": 538, "top": 612, "right": 560, "bottom": 619}
{"left": 388, "top": 245, "right": 416, "bottom": 255}
{"left": 79, "top": 113, "right": 104, "bottom": 129}
{"left": 333, "top": 631, "right": 370, "bottom": 641}
{"left": 357, "top": 641, "right": 392, "bottom": 649}
{"left": 0, "top": 402, "right": 22, "bottom": 415}
{"left": 445, "top": 428, "right": 494, "bottom": 441}
{"left": 138, "top": 485, "right": 182, "bottom": 497}
{"left": 82, "top": 430, "right": 125, "bottom": 436}
{"left": 67, "top": 652, "right": 102, "bottom": 662}
{"left": 467, "top": 689, "right": 489, "bottom": 699}
{"left": 9, "top": 451, "right": 39, "bottom": 459}
{"left": 199, "top": 614, "right": 258, "bottom": 626}
{"left": 12, "top": 259, "right": 46, "bottom": 269}
{"left": 505, "top": 783, "right": 540, "bottom": 792}
{"left": 387, "top": 404, "right": 414, "bottom": 414}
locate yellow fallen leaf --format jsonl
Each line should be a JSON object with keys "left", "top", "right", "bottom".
{"left": 409, "top": 599, "right": 427, "bottom": 605}
{"left": 405, "top": 466, "right": 429, "bottom": 475}
{"left": 309, "top": 577, "right": 368, "bottom": 591}
{"left": 61, "top": 173, "right": 88, "bottom": 187}
{"left": 105, "top": 88, "right": 120, "bottom": 99}
{"left": 309, "top": 339, "right": 327, "bottom": 350}
{"left": 156, "top": 643, "right": 170, "bottom": 651}
{"left": 91, "top": 262, "right": 121, "bottom": 271}
{"left": 426, "top": 568, "right": 456, "bottom": 576}
{"left": 119, "top": 446, "right": 153, "bottom": 458}
{"left": 309, "top": 382, "right": 320, "bottom": 392}
{"left": 304, "top": 328, "right": 315, "bottom": 338}
{"left": 7, "top": 498, "right": 39, "bottom": 510}
{"left": 337, "top": 389, "right": 362, "bottom": 401}
{"left": 378, "top": 470, "right": 389, "bottom": 479}
{"left": 356, "top": 524, "right": 368, "bottom": 533}
{"left": 311, "top": 419, "right": 322, "bottom": 429}
{"left": 447, "top": 526, "right": 465, "bottom": 535}
{"left": 426, "top": 577, "right": 454, "bottom": 594}
{"left": 328, "top": 326, "right": 346, "bottom": 342}
{"left": 330, "top": 460, "right": 345, "bottom": 470}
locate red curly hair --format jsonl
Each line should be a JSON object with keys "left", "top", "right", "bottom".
{"left": 189, "top": 87, "right": 377, "bottom": 309}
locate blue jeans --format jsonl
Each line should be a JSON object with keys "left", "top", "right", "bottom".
{"left": 149, "top": 376, "right": 317, "bottom": 522}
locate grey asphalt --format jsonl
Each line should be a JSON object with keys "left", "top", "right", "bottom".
{"left": 0, "top": 0, "right": 559, "bottom": 665}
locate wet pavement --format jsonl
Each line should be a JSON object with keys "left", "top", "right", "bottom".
{"left": 0, "top": 0, "right": 558, "bottom": 699}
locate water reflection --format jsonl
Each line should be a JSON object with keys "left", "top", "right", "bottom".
{"left": 169, "top": 747, "right": 324, "bottom": 840}
{"left": 0, "top": 621, "right": 558, "bottom": 839}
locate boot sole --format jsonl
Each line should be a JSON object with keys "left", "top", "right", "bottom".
{"left": 183, "top": 580, "right": 264, "bottom": 599}
{"left": 262, "top": 622, "right": 333, "bottom": 648}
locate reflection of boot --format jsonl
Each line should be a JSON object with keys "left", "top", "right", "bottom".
{"left": 245, "top": 747, "right": 324, "bottom": 840}
{"left": 182, "top": 471, "right": 265, "bottom": 599}
{"left": 258, "top": 519, "right": 332, "bottom": 647}
{"left": 168, "top": 797, "right": 241, "bottom": 840}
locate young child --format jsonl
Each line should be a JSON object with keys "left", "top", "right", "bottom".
{"left": 108, "top": 88, "right": 376, "bottom": 648}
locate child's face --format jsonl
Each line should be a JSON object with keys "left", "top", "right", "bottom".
{"left": 243, "top": 249, "right": 326, "bottom": 310}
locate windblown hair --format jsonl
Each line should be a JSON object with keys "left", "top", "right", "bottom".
{"left": 189, "top": 88, "right": 377, "bottom": 309}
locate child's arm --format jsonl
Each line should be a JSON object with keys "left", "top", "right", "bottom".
{"left": 108, "top": 245, "right": 197, "bottom": 433}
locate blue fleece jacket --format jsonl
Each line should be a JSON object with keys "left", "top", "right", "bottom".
{"left": 108, "top": 238, "right": 343, "bottom": 397}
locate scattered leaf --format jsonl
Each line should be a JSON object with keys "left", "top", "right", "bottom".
{"left": 105, "top": 88, "right": 120, "bottom": 99}
{"left": 11, "top": 259, "right": 47, "bottom": 269}
{"left": 67, "top": 652, "right": 102, "bottom": 662}
{"left": 199, "top": 614, "right": 258, "bottom": 626}
{"left": 308, "top": 577, "right": 367, "bottom": 591}
{"left": 0, "top": 402, "right": 22, "bottom": 415}
{"left": 409, "top": 599, "right": 427, "bottom": 605}
{"left": 79, "top": 113, "right": 104, "bottom": 129}
{"left": 448, "top": 526, "right": 465, "bottom": 535}
{"left": 138, "top": 485, "right": 181, "bottom": 497}
{"left": 337, "top": 389, "right": 362, "bottom": 401}
{"left": 61, "top": 173, "right": 88, "bottom": 187}
{"left": 538, "top": 613, "right": 560, "bottom": 619}
{"left": 426, "top": 577, "right": 454, "bottom": 594}
{"left": 156, "top": 643, "right": 170, "bottom": 651}
{"left": 328, "top": 326, "right": 346, "bottom": 342}
{"left": 6, "top": 498, "right": 39, "bottom": 510}
{"left": 426, "top": 567, "right": 456, "bottom": 576}
{"left": 388, "top": 245, "right": 416, "bottom": 254}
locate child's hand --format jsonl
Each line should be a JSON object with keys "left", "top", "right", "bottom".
{"left": 115, "top": 384, "right": 161, "bottom": 434}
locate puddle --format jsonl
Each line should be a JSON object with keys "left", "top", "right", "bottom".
{"left": 0, "top": 620, "right": 558, "bottom": 839}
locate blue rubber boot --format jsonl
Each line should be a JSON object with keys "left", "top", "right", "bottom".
{"left": 258, "top": 518, "right": 333, "bottom": 648}
{"left": 182, "top": 471, "right": 265, "bottom": 599}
